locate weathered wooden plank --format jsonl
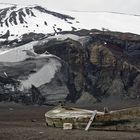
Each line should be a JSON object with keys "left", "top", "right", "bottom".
{"left": 85, "top": 110, "right": 97, "bottom": 131}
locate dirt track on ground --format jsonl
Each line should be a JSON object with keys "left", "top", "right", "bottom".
{"left": 0, "top": 103, "right": 140, "bottom": 140}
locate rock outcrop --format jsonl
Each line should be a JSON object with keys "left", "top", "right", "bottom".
{"left": 0, "top": 30, "right": 140, "bottom": 106}
{"left": 0, "top": 54, "right": 69, "bottom": 105}
{"left": 33, "top": 30, "right": 140, "bottom": 105}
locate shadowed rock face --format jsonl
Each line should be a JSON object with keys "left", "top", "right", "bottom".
{"left": 0, "top": 30, "right": 140, "bottom": 106}
{"left": 0, "top": 55, "right": 69, "bottom": 105}
{"left": 33, "top": 31, "right": 140, "bottom": 105}
{"left": 34, "top": 39, "right": 85, "bottom": 102}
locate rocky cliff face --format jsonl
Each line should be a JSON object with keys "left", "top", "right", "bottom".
{"left": 0, "top": 53, "right": 69, "bottom": 105}
{"left": 33, "top": 30, "right": 140, "bottom": 105}
{"left": 0, "top": 30, "right": 140, "bottom": 106}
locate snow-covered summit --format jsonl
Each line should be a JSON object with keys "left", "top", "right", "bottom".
{"left": 1, "top": 3, "right": 140, "bottom": 41}
{"left": 0, "top": 4, "right": 79, "bottom": 40}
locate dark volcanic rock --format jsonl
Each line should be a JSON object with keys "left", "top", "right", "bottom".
{"left": 21, "top": 32, "right": 45, "bottom": 42}
{"left": 34, "top": 6, "right": 75, "bottom": 21}
{"left": 34, "top": 39, "right": 85, "bottom": 102}
{"left": 0, "top": 30, "right": 140, "bottom": 106}
{"left": 33, "top": 32, "right": 140, "bottom": 105}
{"left": 39, "top": 65, "right": 69, "bottom": 104}
{"left": 0, "top": 30, "right": 10, "bottom": 39}
{"left": 0, "top": 55, "right": 68, "bottom": 105}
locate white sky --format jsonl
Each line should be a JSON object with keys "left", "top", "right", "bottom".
{"left": 0, "top": 0, "right": 140, "bottom": 15}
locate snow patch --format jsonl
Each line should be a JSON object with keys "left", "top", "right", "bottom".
{"left": 21, "top": 58, "right": 61, "bottom": 89}
{"left": 0, "top": 41, "right": 37, "bottom": 62}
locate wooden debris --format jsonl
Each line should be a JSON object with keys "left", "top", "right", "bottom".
{"left": 63, "top": 123, "right": 73, "bottom": 130}
{"left": 85, "top": 110, "right": 97, "bottom": 131}
{"left": 45, "top": 106, "right": 140, "bottom": 131}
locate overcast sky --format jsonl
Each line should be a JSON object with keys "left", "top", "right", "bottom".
{"left": 0, "top": 0, "right": 140, "bottom": 15}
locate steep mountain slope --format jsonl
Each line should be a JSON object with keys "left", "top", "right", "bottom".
{"left": 63, "top": 10, "right": 140, "bottom": 35}
{"left": 1, "top": 4, "right": 140, "bottom": 43}
{"left": 0, "top": 4, "right": 79, "bottom": 40}
{"left": 0, "top": 40, "right": 69, "bottom": 104}
{"left": 0, "top": 4, "right": 140, "bottom": 107}
{"left": 33, "top": 30, "right": 140, "bottom": 105}
{"left": 0, "top": 30, "right": 140, "bottom": 106}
